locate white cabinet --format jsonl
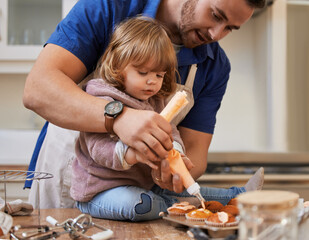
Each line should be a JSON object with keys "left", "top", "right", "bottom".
{"left": 0, "top": 0, "right": 77, "bottom": 72}
{"left": 286, "top": 0, "right": 309, "bottom": 151}
{"left": 0, "top": 1, "right": 77, "bottom": 166}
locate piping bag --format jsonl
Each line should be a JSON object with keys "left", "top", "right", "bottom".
{"left": 160, "top": 91, "right": 206, "bottom": 208}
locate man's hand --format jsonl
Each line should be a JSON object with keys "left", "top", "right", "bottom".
{"left": 114, "top": 108, "right": 174, "bottom": 162}
{"left": 151, "top": 154, "right": 194, "bottom": 193}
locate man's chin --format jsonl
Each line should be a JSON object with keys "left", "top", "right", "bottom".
{"left": 184, "top": 42, "right": 205, "bottom": 49}
{"left": 183, "top": 38, "right": 211, "bottom": 48}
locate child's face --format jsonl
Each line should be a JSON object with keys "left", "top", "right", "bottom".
{"left": 122, "top": 60, "right": 166, "bottom": 101}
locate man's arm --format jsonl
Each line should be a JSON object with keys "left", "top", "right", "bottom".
{"left": 23, "top": 44, "right": 173, "bottom": 161}
{"left": 24, "top": 44, "right": 101, "bottom": 130}
{"left": 178, "top": 126, "right": 212, "bottom": 179}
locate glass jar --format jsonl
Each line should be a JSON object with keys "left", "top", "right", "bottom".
{"left": 237, "top": 190, "right": 299, "bottom": 240}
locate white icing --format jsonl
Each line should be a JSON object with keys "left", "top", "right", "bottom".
{"left": 167, "top": 202, "right": 195, "bottom": 211}
{"left": 217, "top": 212, "right": 229, "bottom": 223}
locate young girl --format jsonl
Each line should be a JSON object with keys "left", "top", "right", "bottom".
{"left": 70, "top": 16, "right": 263, "bottom": 221}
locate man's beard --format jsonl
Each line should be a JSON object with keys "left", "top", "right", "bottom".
{"left": 179, "top": 0, "right": 199, "bottom": 47}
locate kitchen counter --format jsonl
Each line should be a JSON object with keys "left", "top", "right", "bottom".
{"left": 207, "top": 151, "right": 309, "bottom": 164}
{"left": 204, "top": 152, "right": 309, "bottom": 200}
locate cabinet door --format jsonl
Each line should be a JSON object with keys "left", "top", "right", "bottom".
{"left": 0, "top": 0, "right": 64, "bottom": 61}
{"left": 0, "top": 0, "right": 8, "bottom": 47}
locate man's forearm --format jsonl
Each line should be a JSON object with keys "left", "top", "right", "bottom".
{"left": 178, "top": 127, "right": 212, "bottom": 180}
{"left": 23, "top": 44, "right": 109, "bottom": 132}
{"left": 24, "top": 73, "right": 109, "bottom": 132}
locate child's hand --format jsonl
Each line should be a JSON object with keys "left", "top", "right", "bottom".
{"left": 125, "top": 147, "right": 159, "bottom": 170}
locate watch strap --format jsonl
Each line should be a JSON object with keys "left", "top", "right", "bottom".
{"left": 105, "top": 114, "right": 115, "bottom": 135}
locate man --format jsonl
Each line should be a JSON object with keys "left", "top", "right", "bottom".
{"left": 23, "top": 0, "right": 265, "bottom": 208}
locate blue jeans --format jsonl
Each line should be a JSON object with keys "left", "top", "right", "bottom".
{"left": 76, "top": 185, "right": 246, "bottom": 222}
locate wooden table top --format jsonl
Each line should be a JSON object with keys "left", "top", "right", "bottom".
{"left": 7, "top": 208, "right": 309, "bottom": 239}
{"left": 9, "top": 208, "right": 191, "bottom": 240}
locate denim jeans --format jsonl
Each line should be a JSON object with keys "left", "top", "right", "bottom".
{"left": 76, "top": 185, "right": 246, "bottom": 222}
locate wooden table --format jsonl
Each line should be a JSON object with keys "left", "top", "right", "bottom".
{"left": 6, "top": 208, "right": 309, "bottom": 239}
{"left": 9, "top": 208, "right": 191, "bottom": 240}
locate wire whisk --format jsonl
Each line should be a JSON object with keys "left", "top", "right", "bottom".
{"left": 10, "top": 213, "right": 113, "bottom": 240}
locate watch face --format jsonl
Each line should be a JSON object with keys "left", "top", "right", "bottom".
{"left": 105, "top": 101, "right": 123, "bottom": 116}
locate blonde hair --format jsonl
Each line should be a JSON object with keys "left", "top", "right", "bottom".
{"left": 96, "top": 16, "right": 178, "bottom": 97}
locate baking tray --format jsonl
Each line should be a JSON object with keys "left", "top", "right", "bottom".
{"left": 161, "top": 213, "right": 238, "bottom": 238}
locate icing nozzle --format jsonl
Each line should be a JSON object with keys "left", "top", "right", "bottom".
{"left": 186, "top": 182, "right": 201, "bottom": 195}
{"left": 186, "top": 182, "right": 206, "bottom": 208}
{"left": 195, "top": 192, "right": 206, "bottom": 209}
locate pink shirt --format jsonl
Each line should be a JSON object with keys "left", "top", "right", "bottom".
{"left": 71, "top": 79, "right": 184, "bottom": 202}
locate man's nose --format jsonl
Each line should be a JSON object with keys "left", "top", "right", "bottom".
{"left": 208, "top": 25, "right": 225, "bottom": 41}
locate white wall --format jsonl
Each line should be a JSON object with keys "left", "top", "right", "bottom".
{"left": 0, "top": 74, "right": 44, "bottom": 129}
{"left": 0, "top": 129, "right": 40, "bottom": 165}
{"left": 0, "top": 74, "right": 43, "bottom": 165}
{"left": 211, "top": 2, "right": 309, "bottom": 153}
{"left": 210, "top": 12, "right": 269, "bottom": 152}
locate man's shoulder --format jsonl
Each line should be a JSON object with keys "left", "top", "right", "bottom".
{"left": 74, "top": 0, "right": 150, "bottom": 16}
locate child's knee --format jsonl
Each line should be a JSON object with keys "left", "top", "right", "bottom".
{"left": 134, "top": 193, "right": 152, "bottom": 214}
{"left": 131, "top": 193, "right": 162, "bottom": 221}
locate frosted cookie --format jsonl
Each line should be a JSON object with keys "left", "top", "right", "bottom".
{"left": 205, "top": 211, "right": 238, "bottom": 227}
{"left": 185, "top": 208, "right": 213, "bottom": 221}
{"left": 167, "top": 202, "right": 196, "bottom": 216}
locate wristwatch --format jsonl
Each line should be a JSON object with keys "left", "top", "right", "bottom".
{"left": 104, "top": 100, "right": 124, "bottom": 135}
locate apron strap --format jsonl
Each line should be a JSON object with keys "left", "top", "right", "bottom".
{"left": 168, "top": 64, "right": 198, "bottom": 126}
{"left": 185, "top": 64, "right": 197, "bottom": 90}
